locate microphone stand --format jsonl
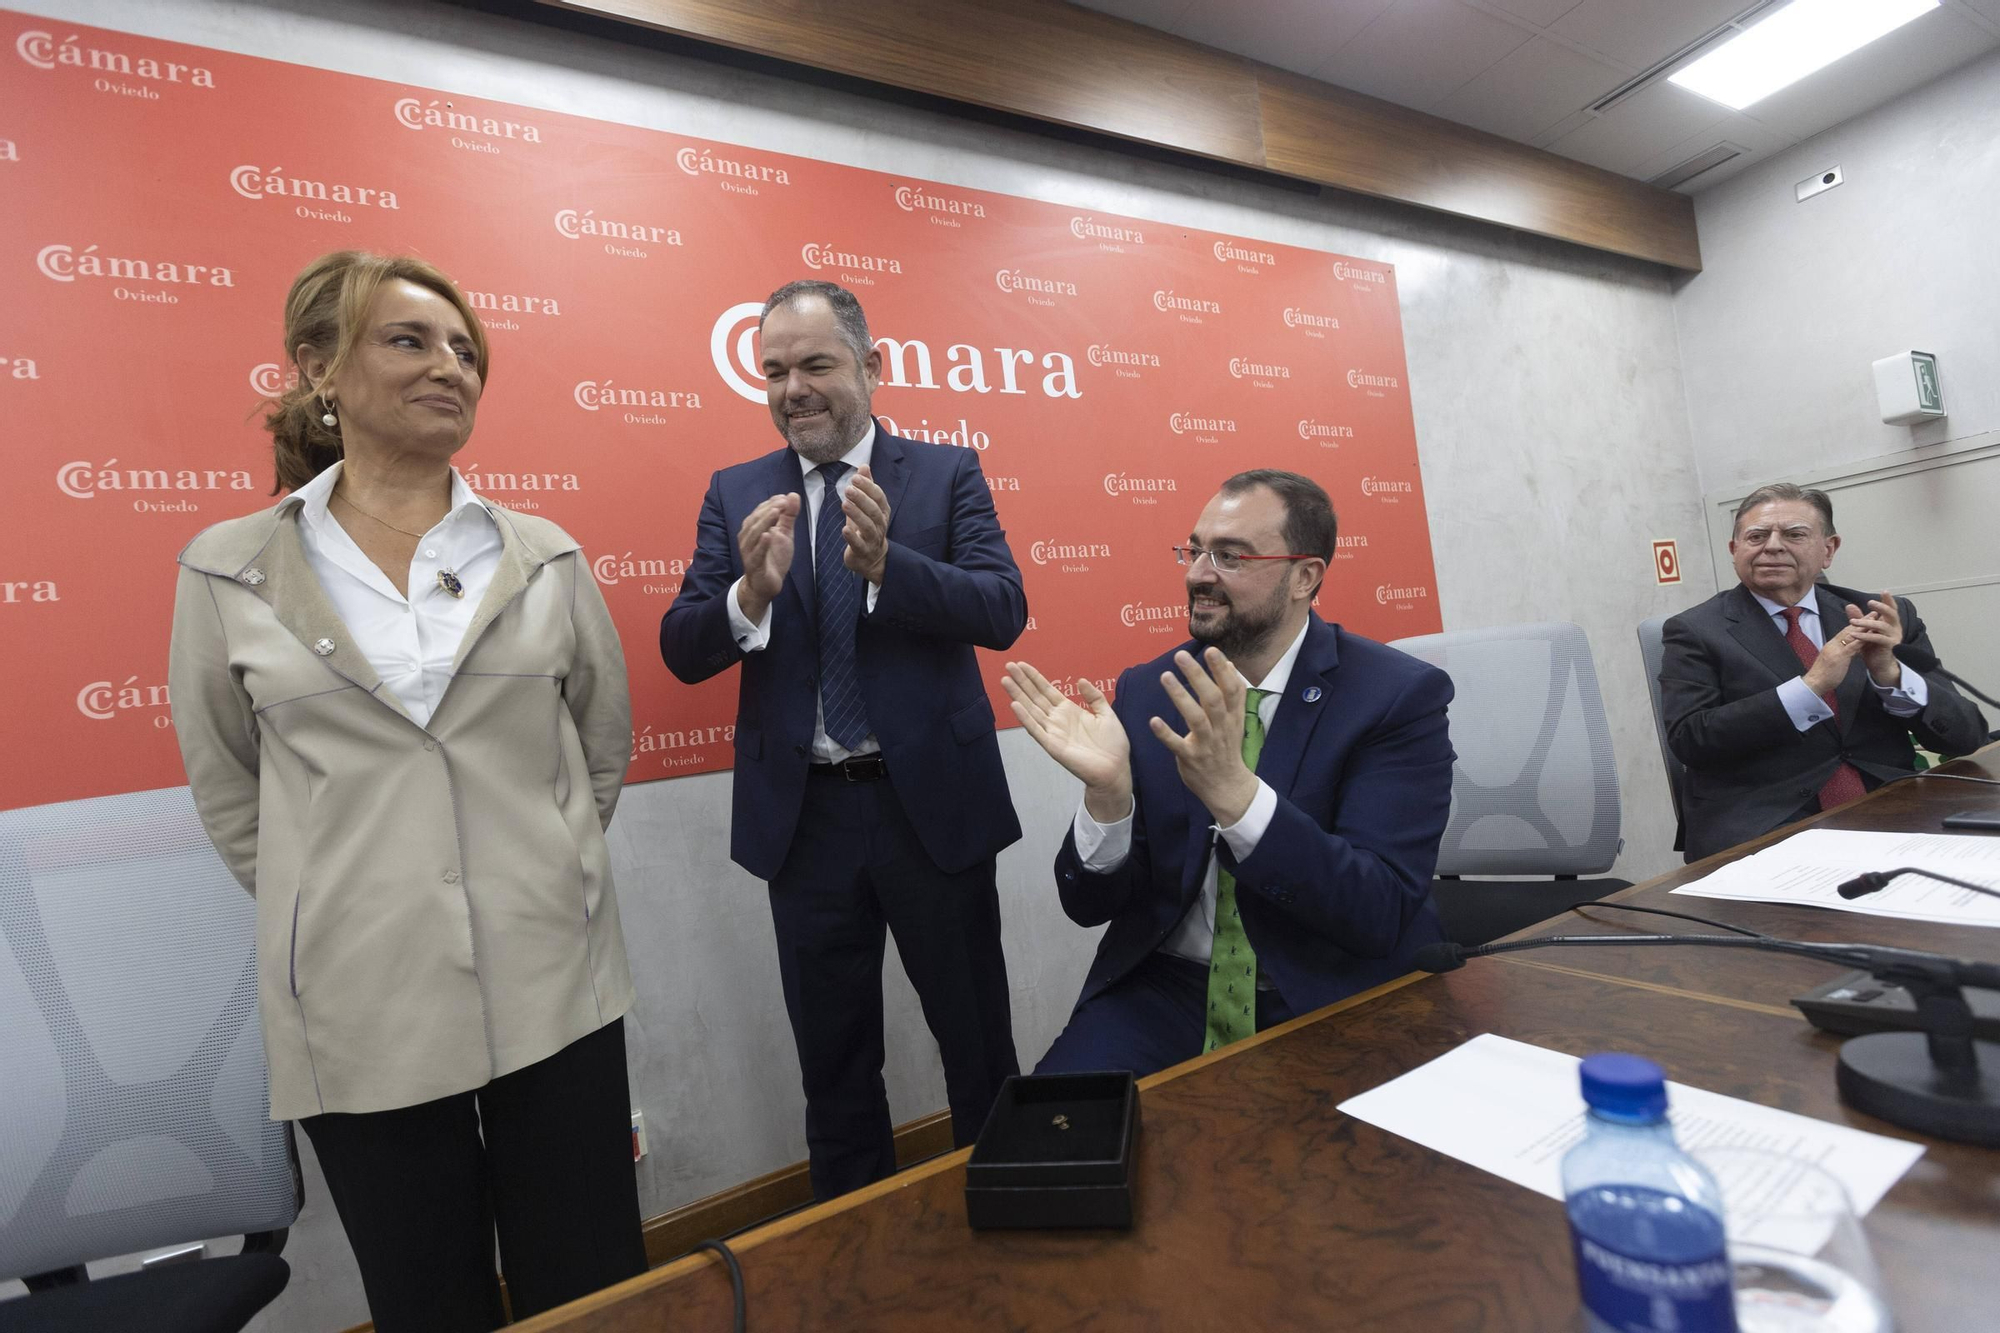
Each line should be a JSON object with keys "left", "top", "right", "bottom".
{"left": 1427, "top": 931, "right": 2000, "bottom": 1146}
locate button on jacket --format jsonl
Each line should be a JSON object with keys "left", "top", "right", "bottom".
{"left": 169, "top": 494, "right": 634, "bottom": 1120}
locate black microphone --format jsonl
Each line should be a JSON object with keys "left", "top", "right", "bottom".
{"left": 1414, "top": 930, "right": 2000, "bottom": 991}
{"left": 1837, "top": 866, "right": 2000, "bottom": 902}
{"left": 1894, "top": 641, "right": 2000, "bottom": 710}
{"left": 1412, "top": 924, "right": 2000, "bottom": 1145}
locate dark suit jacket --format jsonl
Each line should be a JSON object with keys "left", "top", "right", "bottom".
{"left": 1055, "top": 617, "right": 1455, "bottom": 1018}
{"left": 660, "top": 422, "right": 1026, "bottom": 880}
{"left": 1659, "top": 582, "right": 1986, "bottom": 862}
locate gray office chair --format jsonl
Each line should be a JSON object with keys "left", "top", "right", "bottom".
{"left": 0, "top": 787, "right": 298, "bottom": 1332}
{"left": 1636, "top": 614, "right": 1689, "bottom": 852}
{"left": 1388, "top": 622, "right": 1628, "bottom": 946}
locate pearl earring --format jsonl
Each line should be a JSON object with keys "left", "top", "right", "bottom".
{"left": 320, "top": 397, "right": 338, "bottom": 430}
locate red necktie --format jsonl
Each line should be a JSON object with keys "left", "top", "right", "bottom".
{"left": 1780, "top": 606, "right": 1867, "bottom": 811}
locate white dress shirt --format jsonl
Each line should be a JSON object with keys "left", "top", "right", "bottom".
{"left": 294, "top": 461, "right": 502, "bottom": 728}
{"left": 1755, "top": 590, "right": 1926, "bottom": 732}
{"left": 725, "top": 424, "right": 883, "bottom": 762}
{"left": 1070, "top": 619, "right": 1310, "bottom": 968}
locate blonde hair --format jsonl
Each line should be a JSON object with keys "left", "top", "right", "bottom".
{"left": 264, "top": 251, "right": 490, "bottom": 493}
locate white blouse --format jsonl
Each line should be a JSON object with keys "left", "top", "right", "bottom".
{"left": 292, "top": 461, "right": 503, "bottom": 728}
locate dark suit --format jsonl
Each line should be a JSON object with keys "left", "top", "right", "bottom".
{"left": 1037, "top": 617, "right": 1455, "bottom": 1076}
{"left": 661, "top": 421, "right": 1025, "bottom": 1196}
{"left": 1659, "top": 582, "right": 1987, "bottom": 862}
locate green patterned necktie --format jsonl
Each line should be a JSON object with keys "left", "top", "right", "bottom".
{"left": 1204, "top": 687, "right": 1269, "bottom": 1053}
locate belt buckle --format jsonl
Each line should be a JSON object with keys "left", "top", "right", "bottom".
{"left": 842, "top": 755, "right": 887, "bottom": 782}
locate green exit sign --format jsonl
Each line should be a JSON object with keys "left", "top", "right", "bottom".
{"left": 1911, "top": 351, "right": 1943, "bottom": 414}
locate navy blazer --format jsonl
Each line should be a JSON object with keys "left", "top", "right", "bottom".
{"left": 1660, "top": 581, "right": 1987, "bottom": 861}
{"left": 1056, "top": 616, "right": 1455, "bottom": 1018}
{"left": 661, "top": 422, "right": 1026, "bottom": 880}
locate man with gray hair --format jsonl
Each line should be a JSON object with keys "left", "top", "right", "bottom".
{"left": 1658, "top": 482, "right": 1985, "bottom": 861}
{"left": 661, "top": 280, "right": 1026, "bottom": 1198}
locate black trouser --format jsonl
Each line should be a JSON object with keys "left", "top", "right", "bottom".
{"left": 299, "top": 1019, "right": 647, "bottom": 1333}
{"left": 769, "top": 769, "right": 1019, "bottom": 1200}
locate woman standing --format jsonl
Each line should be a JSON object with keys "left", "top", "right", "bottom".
{"left": 169, "top": 252, "right": 646, "bottom": 1330}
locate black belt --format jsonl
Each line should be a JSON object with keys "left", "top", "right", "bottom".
{"left": 808, "top": 755, "right": 888, "bottom": 782}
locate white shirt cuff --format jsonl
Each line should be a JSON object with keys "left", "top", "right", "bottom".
{"left": 1871, "top": 661, "right": 1927, "bottom": 716}
{"left": 726, "top": 577, "right": 772, "bottom": 652}
{"left": 1072, "top": 797, "right": 1134, "bottom": 872}
{"left": 1777, "top": 675, "right": 1834, "bottom": 732}
{"left": 1216, "top": 781, "right": 1278, "bottom": 862}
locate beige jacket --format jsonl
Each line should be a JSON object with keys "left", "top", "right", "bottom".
{"left": 169, "top": 494, "right": 634, "bottom": 1120}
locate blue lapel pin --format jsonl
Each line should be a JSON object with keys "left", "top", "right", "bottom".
{"left": 1302, "top": 685, "right": 1323, "bottom": 704}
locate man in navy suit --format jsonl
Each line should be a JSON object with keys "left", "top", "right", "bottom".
{"left": 1004, "top": 471, "right": 1454, "bottom": 1076}
{"left": 1660, "top": 482, "right": 1986, "bottom": 862}
{"left": 661, "top": 281, "right": 1025, "bottom": 1198}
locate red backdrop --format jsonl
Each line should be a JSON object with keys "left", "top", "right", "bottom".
{"left": 0, "top": 11, "right": 1441, "bottom": 808}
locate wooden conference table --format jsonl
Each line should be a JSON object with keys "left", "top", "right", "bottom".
{"left": 521, "top": 744, "right": 2000, "bottom": 1332}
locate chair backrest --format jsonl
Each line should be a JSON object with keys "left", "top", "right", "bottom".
{"left": 1636, "top": 614, "right": 1689, "bottom": 837}
{"left": 0, "top": 787, "right": 298, "bottom": 1281}
{"left": 1388, "top": 621, "right": 1621, "bottom": 876}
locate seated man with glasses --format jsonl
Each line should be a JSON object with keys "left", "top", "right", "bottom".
{"left": 1659, "top": 482, "right": 1986, "bottom": 862}
{"left": 1003, "top": 470, "right": 1456, "bottom": 1075}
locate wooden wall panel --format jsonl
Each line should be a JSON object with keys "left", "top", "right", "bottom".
{"left": 539, "top": 0, "right": 1700, "bottom": 270}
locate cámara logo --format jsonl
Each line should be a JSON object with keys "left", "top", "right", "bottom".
{"left": 249, "top": 362, "right": 298, "bottom": 396}
{"left": 1374, "top": 583, "right": 1429, "bottom": 606}
{"left": 1120, "top": 601, "right": 1182, "bottom": 631}
{"left": 554, "top": 209, "right": 681, "bottom": 253}
{"left": 892, "top": 184, "right": 986, "bottom": 224}
{"left": 708, "top": 303, "right": 1082, "bottom": 405}
{"left": 592, "top": 551, "right": 692, "bottom": 587}
{"left": 1214, "top": 239, "right": 1276, "bottom": 267}
{"left": 16, "top": 30, "right": 215, "bottom": 86}
{"left": 1103, "top": 473, "right": 1177, "bottom": 500}
{"left": 1360, "top": 476, "right": 1414, "bottom": 498}
{"left": 995, "top": 269, "right": 1077, "bottom": 301}
{"left": 230, "top": 164, "right": 400, "bottom": 220}
{"left": 1153, "top": 290, "right": 1221, "bottom": 316}
{"left": 58, "top": 459, "right": 254, "bottom": 514}
{"left": 1335, "top": 534, "right": 1368, "bottom": 559}
{"left": 1031, "top": 539, "right": 1112, "bottom": 567}
{"left": 1228, "top": 357, "right": 1291, "bottom": 381}
{"left": 1283, "top": 307, "right": 1340, "bottom": 332}
{"left": 676, "top": 145, "right": 789, "bottom": 190}
{"left": 1297, "top": 419, "right": 1354, "bottom": 445}
{"left": 634, "top": 721, "right": 737, "bottom": 770}
{"left": 1070, "top": 216, "right": 1144, "bottom": 245}
{"left": 573, "top": 380, "right": 702, "bottom": 418}
{"left": 803, "top": 242, "right": 903, "bottom": 277}
{"left": 1347, "top": 369, "right": 1400, "bottom": 390}
{"left": 394, "top": 96, "right": 540, "bottom": 143}
{"left": 38, "top": 244, "right": 233, "bottom": 287}
{"left": 464, "top": 288, "right": 561, "bottom": 320}
{"left": 1168, "top": 412, "right": 1237, "bottom": 436}
{"left": 1333, "top": 261, "right": 1388, "bottom": 285}
{"left": 76, "top": 676, "right": 170, "bottom": 722}
{"left": 1087, "top": 344, "right": 1161, "bottom": 371}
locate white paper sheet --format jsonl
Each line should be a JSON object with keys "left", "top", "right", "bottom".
{"left": 1336, "top": 1034, "right": 1924, "bottom": 1213}
{"left": 1668, "top": 829, "right": 2000, "bottom": 927}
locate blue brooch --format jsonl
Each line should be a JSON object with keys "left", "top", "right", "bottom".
{"left": 436, "top": 568, "right": 464, "bottom": 599}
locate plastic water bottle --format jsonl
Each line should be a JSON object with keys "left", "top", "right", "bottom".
{"left": 1563, "top": 1053, "right": 1738, "bottom": 1333}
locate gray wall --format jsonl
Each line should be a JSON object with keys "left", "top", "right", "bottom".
{"left": 13, "top": 1, "right": 1712, "bottom": 1329}
{"left": 1674, "top": 51, "right": 2000, "bottom": 729}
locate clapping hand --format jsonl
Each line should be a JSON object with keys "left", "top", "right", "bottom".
{"left": 1002, "top": 660, "right": 1132, "bottom": 821}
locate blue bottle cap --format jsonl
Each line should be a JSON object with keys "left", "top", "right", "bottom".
{"left": 1578, "top": 1052, "right": 1668, "bottom": 1121}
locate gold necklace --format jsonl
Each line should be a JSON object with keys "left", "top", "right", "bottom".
{"left": 332, "top": 485, "right": 433, "bottom": 539}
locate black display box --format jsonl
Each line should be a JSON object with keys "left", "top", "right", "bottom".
{"left": 964, "top": 1072, "right": 1139, "bottom": 1230}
